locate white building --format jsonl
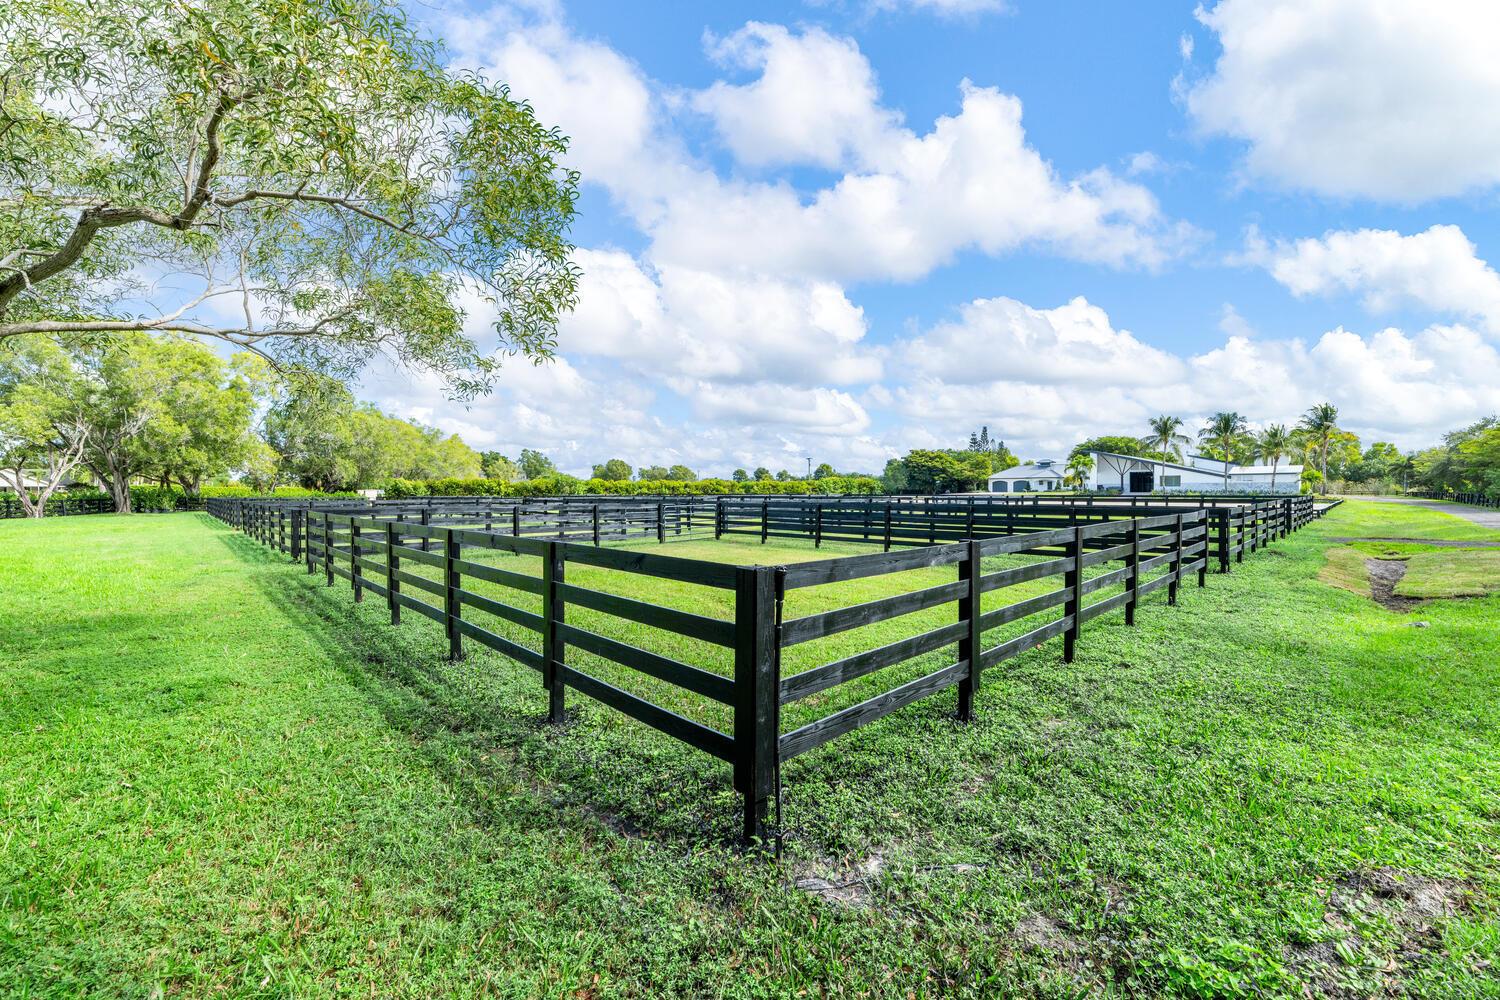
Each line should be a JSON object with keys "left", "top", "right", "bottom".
{"left": 986, "top": 459, "right": 1065, "bottom": 494}
{"left": 1085, "top": 451, "right": 1303, "bottom": 495}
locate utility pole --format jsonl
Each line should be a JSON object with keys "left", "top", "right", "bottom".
{"left": 806, "top": 456, "right": 812, "bottom": 479}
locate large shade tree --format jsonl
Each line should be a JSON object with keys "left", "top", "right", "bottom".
{"left": 0, "top": 0, "right": 578, "bottom": 397}
{"left": 50, "top": 333, "right": 261, "bottom": 512}
{"left": 0, "top": 336, "right": 89, "bottom": 515}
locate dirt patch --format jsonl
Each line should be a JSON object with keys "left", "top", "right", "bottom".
{"left": 1014, "top": 913, "right": 1083, "bottom": 956}
{"left": 793, "top": 852, "right": 885, "bottom": 907}
{"left": 1365, "top": 558, "right": 1422, "bottom": 612}
{"left": 1286, "top": 868, "right": 1473, "bottom": 997}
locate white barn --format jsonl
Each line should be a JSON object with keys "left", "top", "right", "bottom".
{"left": 986, "top": 459, "right": 1065, "bottom": 494}
{"left": 1085, "top": 451, "right": 1303, "bottom": 495}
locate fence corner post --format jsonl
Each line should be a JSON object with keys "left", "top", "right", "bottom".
{"left": 542, "top": 541, "right": 566, "bottom": 723}
{"left": 956, "top": 539, "right": 982, "bottom": 721}
{"left": 734, "top": 565, "right": 779, "bottom": 847}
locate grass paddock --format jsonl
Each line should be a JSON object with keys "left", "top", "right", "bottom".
{"left": 3, "top": 503, "right": 1499, "bottom": 998}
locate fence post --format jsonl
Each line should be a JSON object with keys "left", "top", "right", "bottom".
{"left": 323, "top": 515, "right": 335, "bottom": 587}
{"left": 814, "top": 504, "right": 823, "bottom": 548}
{"left": 1169, "top": 513, "right": 1184, "bottom": 606}
{"left": 290, "top": 510, "right": 303, "bottom": 562}
{"left": 542, "top": 542, "right": 566, "bottom": 723}
{"left": 350, "top": 520, "right": 363, "bottom": 603}
{"left": 420, "top": 507, "right": 431, "bottom": 552}
{"left": 657, "top": 502, "right": 666, "bottom": 544}
{"left": 734, "top": 565, "right": 779, "bottom": 846}
{"left": 1215, "top": 509, "right": 1231, "bottom": 573}
{"left": 593, "top": 504, "right": 601, "bottom": 546}
{"left": 760, "top": 500, "right": 769, "bottom": 544}
{"left": 1063, "top": 525, "right": 1084, "bottom": 663}
{"left": 386, "top": 521, "right": 401, "bottom": 625}
{"left": 1125, "top": 518, "right": 1139, "bottom": 626}
{"left": 883, "top": 502, "right": 893, "bottom": 552}
{"left": 512, "top": 505, "right": 521, "bottom": 538}
{"left": 445, "top": 528, "right": 463, "bottom": 660}
{"left": 305, "top": 510, "right": 315, "bottom": 574}
{"left": 956, "top": 539, "right": 982, "bottom": 721}
{"left": 715, "top": 498, "right": 724, "bottom": 540}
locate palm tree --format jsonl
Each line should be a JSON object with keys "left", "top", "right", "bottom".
{"left": 1065, "top": 452, "right": 1094, "bottom": 491}
{"left": 1298, "top": 402, "right": 1340, "bottom": 490}
{"left": 1198, "top": 411, "right": 1249, "bottom": 490}
{"left": 1140, "top": 415, "right": 1189, "bottom": 494}
{"left": 1256, "top": 424, "right": 1293, "bottom": 494}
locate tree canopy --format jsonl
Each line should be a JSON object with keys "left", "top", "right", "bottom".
{"left": 0, "top": 0, "right": 578, "bottom": 397}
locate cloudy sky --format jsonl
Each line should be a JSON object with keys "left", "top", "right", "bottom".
{"left": 360, "top": 0, "right": 1500, "bottom": 476}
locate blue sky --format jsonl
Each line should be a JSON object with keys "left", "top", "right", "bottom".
{"left": 357, "top": 0, "right": 1500, "bottom": 476}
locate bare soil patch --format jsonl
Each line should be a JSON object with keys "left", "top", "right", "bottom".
{"left": 1365, "top": 559, "right": 1422, "bottom": 612}
{"left": 1286, "top": 868, "right": 1472, "bottom": 997}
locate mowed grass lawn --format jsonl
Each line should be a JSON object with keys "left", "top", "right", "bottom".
{"left": 3, "top": 503, "right": 1500, "bottom": 998}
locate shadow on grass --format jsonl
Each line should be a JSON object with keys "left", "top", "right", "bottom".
{"left": 209, "top": 523, "right": 748, "bottom": 851}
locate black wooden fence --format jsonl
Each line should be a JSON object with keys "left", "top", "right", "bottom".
{"left": 0, "top": 494, "right": 113, "bottom": 518}
{"left": 208, "top": 492, "right": 1313, "bottom": 844}
{"left": 713, "top": 494, "right": 1313, "bottom": 572}
{"left": 1411, "top": 490, "right": 1499, "bottom": 509}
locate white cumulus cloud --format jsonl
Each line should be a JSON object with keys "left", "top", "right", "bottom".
{"left": 1185, "top": 0, "right": 1500, "bottom": 200}
{"left": 1248, "top": 225, "right": 1500, "bottom": 333}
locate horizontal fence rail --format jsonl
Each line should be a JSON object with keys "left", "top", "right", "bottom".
{"left": 208, "top": 490, "right": 1317, "bottom": 844}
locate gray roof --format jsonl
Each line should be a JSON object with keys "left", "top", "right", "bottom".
{"left": 988, "top": 462, "right": 1064, "bottom": 481}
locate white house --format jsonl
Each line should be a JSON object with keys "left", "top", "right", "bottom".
{"left": 986, "top": 459, "right": 1065, "bottom": 494}
{"left": 1085, "top": 450, "right": 1303, "bottom": 495}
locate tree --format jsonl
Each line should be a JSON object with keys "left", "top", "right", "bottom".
{"left": 1064, "top": 452, "right": 1094, "bottom": 490}
{"left": 156, "top": 354, "right": 264, "bottom": 495}
{"left": 813, "top": 462, "right": 835, "bottom": 479}
{"left": 1069, "top": 436, "right": 1144, "bottom": 460}
{"left": 56, "top": 333, "right": 259, "bottom": 511}
{"left": 1198, "top": 412, "right": 1249, "bottom": 490}
{"left": 774, "top": 469, "right": 792, "bottom": 481}
{"left": 1298, "top": 403, "right": 1341, "bottom": 488}
{"left": 753, "top": 466, "right": 771, "bottom": 481}
{"left": 966, "top": 426, "right": 1018, "bottom": 472}
{"left": 731, "top": 468, "right": 749, "bottom": 482}
{"left": 480, "top": 452, "right": 521, "bottom": 482}
{"left": 1255, "top": 424, "right": 1293, "bottom": 494}
{"left": 519, "top": 449, "right": 555, "bottom": 480}
{"left": 666, "top": 464, "right": 696, "bottom": 482}
{"left": 0, "top": 0, "right": 579, "bottom": 396}
{"left": 1140, "top": 415, "right": 1190, "bottom": 490}
{"left": 880, "top": 457, "right": 910, "bottom": 493}
{"left": 636, "top": 465, "right": 669, "bottom": 481}
{"left": 0, "top": 337, "right": 89, "bottom": 515}
{"left": 898, "top": 449, "right": 991, "bottom": 494}
{"left": 592, "top": 458, "right": 632, "bottom": 481}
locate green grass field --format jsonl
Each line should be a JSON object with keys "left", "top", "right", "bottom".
{"left": 3, "top": 503, "right": 1499, "bottom": 998}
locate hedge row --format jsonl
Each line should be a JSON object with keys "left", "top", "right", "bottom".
{"left": 55, "top": 484, "right": 360, "bottom": 512}
{"left": 382, "top": 475, "right": 885, "bottom": 498}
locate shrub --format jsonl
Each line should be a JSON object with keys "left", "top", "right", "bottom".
{"left": 381, "top": 475, "right": 884, "bottom": 498}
